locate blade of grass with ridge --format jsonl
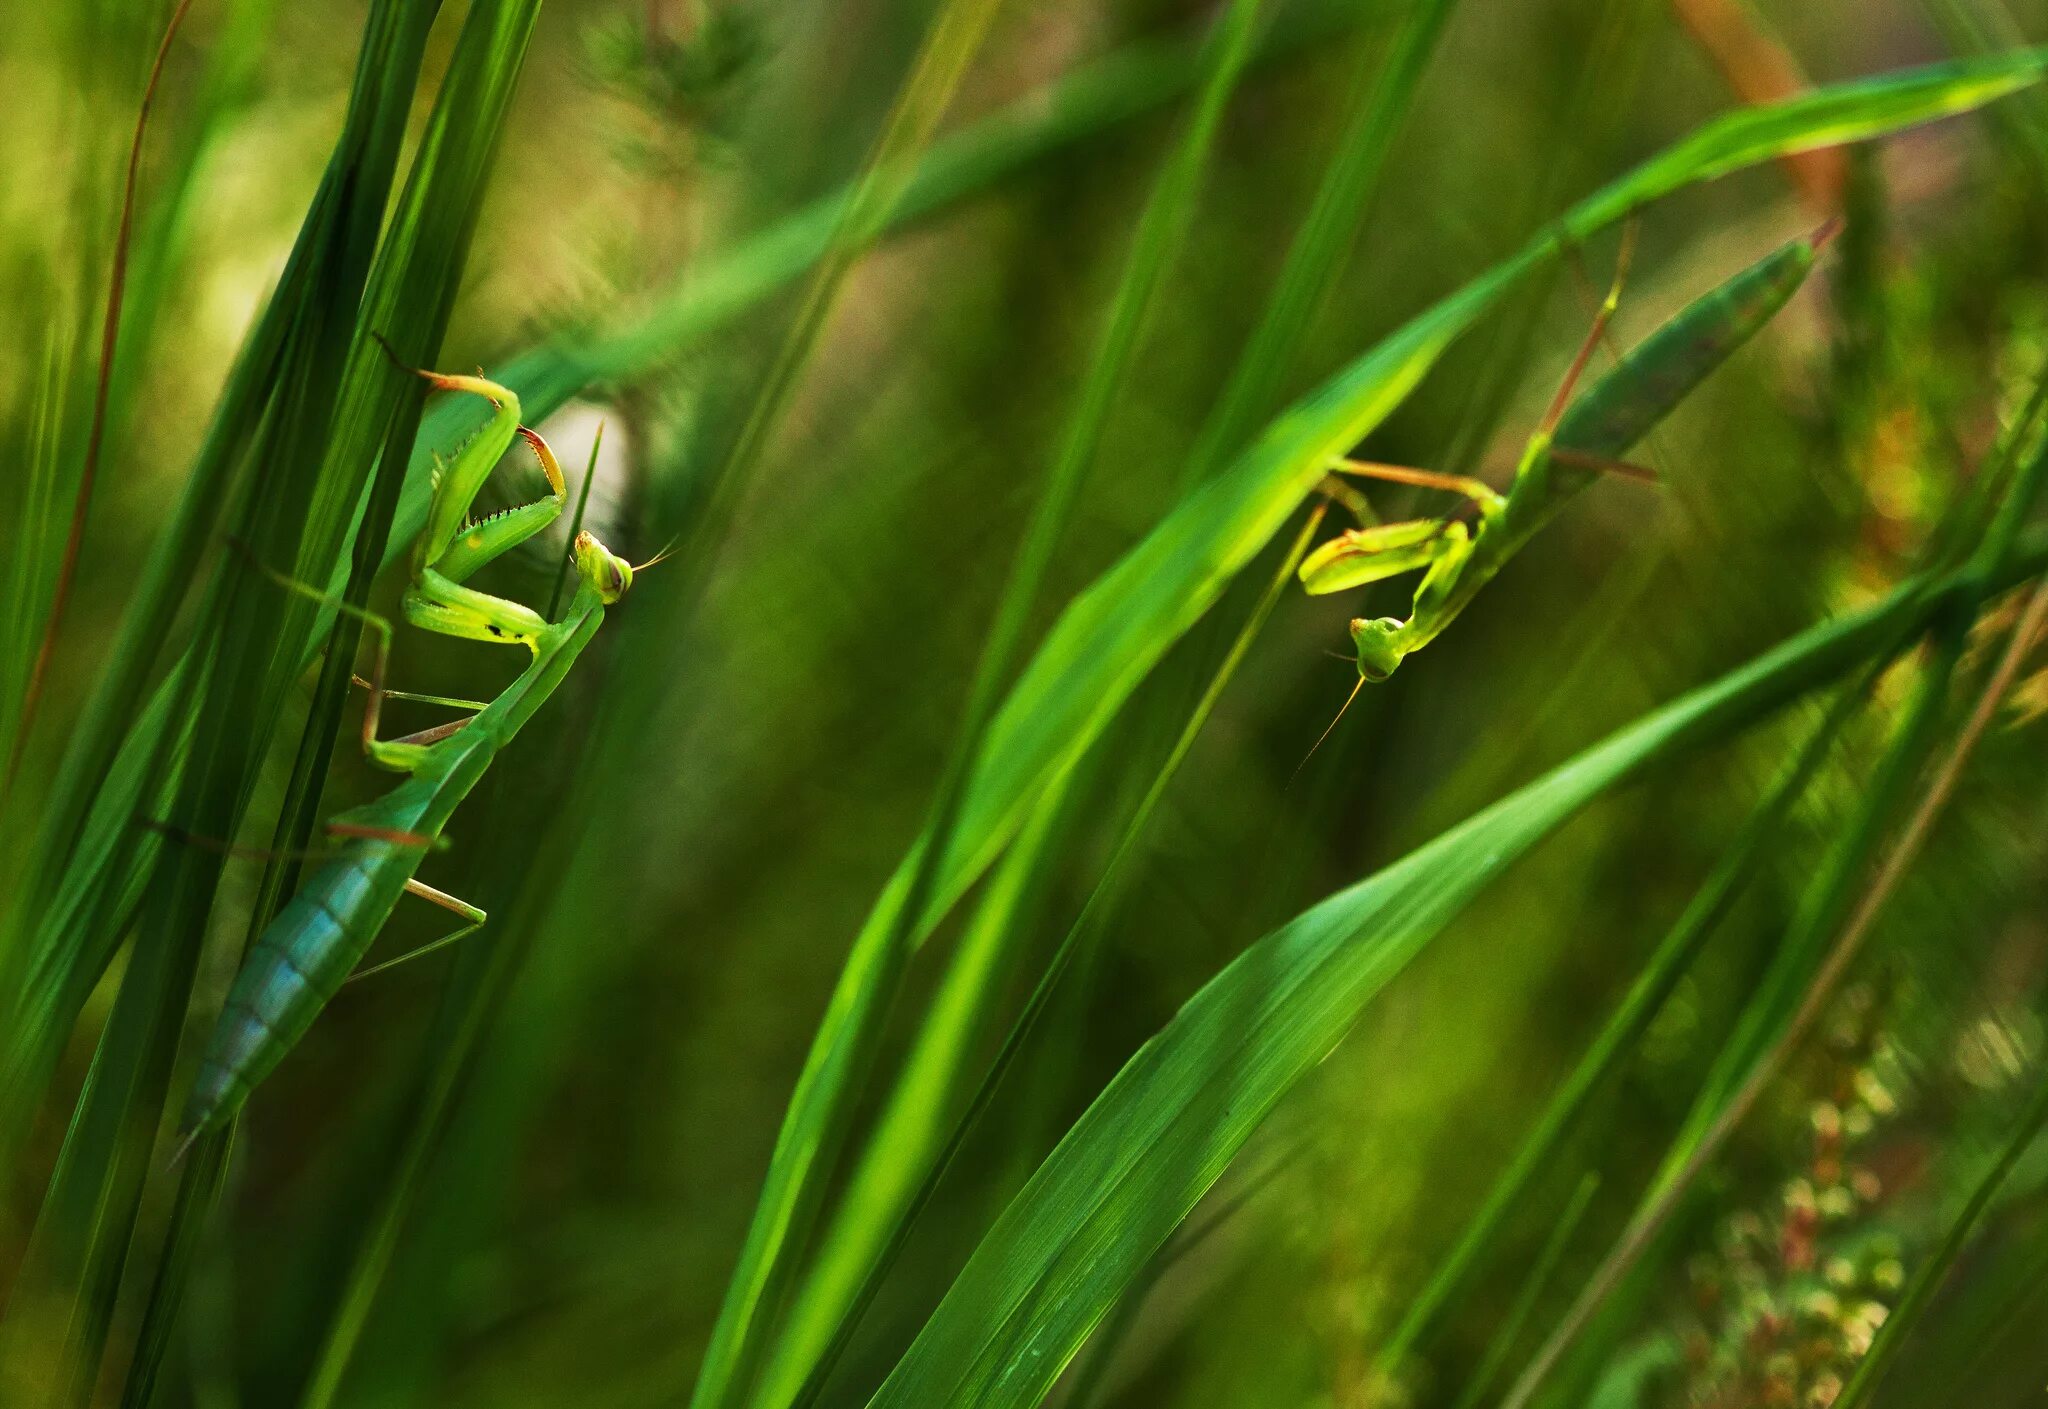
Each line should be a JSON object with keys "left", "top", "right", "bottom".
{"left": 110, "top": 4, "right": 556, "bottom": 1400}
{"left": 861, "top": 522, "right": 2048, "bottom": 1409}
{"left": 728, "top": 4, "right": 1272, "bottom": 1401}
{"left": 0, "top": 0, "right": 1385, "bottom": 1187}
{"left": 0, "top": 4, "right": 443, "bottom": 1398}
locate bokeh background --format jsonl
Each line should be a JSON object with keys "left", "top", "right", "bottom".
{"left": 8, "top": 1, "right": 2048, "bottom": 1406}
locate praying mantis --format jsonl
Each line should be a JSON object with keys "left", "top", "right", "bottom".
{"left": 175, "top": 357, "right": 657, "bottom": 1149}
{"left": 1302, "top": 221, "right": 1833, "bottom": 707}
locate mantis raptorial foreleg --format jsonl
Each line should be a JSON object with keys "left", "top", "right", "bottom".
{"left": 252, "top": 362, "right": 573, "bottom": 767}
{"left": 177, "top": 345, "right": 653, "bottom": 1142}
{"left": 1295, "top": 221, "right": 1831, "bottom": 705}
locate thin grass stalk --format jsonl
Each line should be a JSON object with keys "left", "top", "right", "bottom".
{"left": 782, "top": 503, "right": 1326, "bottom": 1409}
{"left": 1499, "top": 412, "right": 2048, "bottom": 1409}
{"left": 737, "top": 6, "right": 1271, "bottom": 1400}
{"left": 1445, "top": 1173, "right": 1599, "bottom": 1409}
{"left": 1, "top": 0, "right": 195, "bottom": 804}
{"left": 1182, "top": 0, "right": 1460, "bottom": 485}
{"left": 682, "top": 0, "right": 1050, "bottom": 1396}
{"left": 1370, "top": 647, "right": 1878, "bottom": 1377}
{"left": 750, "top": 782, "right": 1074, "bottom": 1408}
{"left": 1833, "top": 575, "right": 2048, "bottom": 1409}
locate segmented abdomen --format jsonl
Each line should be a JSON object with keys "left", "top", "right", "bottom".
{"left": 181, "top": 853, "right": 393, "bottom": 1134}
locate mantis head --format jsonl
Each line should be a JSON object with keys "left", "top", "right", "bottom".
{"left": 1349, "top": 616, "right": 1404, "bottom": 681}
{"left": 574, "top": 531, "right": 636, "bottom": 604}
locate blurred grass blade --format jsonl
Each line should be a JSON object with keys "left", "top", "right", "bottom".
{"left": 1800, "top": 569, "right": 2048, "bottom": 1409}
{"left": 1372, "top": 658, "right": 1873, "bottom": 1376}
{"left": 1184, "top": 0, "right": 1460, "bottom": 482}
{"left": 389, "top": 0, "right": 1386, "bottom": 541}
{"left": 1, "top": 0, "right": 195, "bottom": 802}
{"left": 690, "top": 4, "right": 1270, "bottom": 1403}
{"left": 1446, "top": 1173, "right": 1598, "bottom": 1409}
{"left": 864, "top": 526, "right": 2048, "bottom": 1409}
{"left": 859, "top": 50, "right": 2048, "bottom": 990}
{"left": 107, "top": 4, "right": 554, "bottom": 1402}
{"left": 0, "top": 1, "right": 444, "bottom": 1398}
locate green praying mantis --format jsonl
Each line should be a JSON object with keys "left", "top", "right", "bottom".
{"left": 1301, "top": 220, "right": 1834, "bottom": 728}
{"left": 174, "top": 355, "right": 664, "bottom": 1152}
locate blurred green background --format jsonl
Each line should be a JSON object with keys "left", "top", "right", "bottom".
{"left": 8, "top": 0, "right": 2048, "bottom": 1406}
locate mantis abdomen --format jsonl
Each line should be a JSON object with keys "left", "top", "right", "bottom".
{"left": 183, "top": 840, "right": 416, "bottom": 1133}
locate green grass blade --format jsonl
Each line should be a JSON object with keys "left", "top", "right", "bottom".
{"left": 1183, "top": 0, "right": 1460, "bottom": 483}
{"left": 887, "top": 51, "right": 2048, "bottom": 978}
{"left": 690, "top": 5, "right": 1268, "bottom": 1403}
{"left": 1372, "top": 661, "right": 1875, "bottom": 1376}
{"left": 862, "top": 526, "right": 2048, "bottom": 1409}
{"left": 1446, "top": 1173, "right": 1598, "bottom": 1409}
{"left": 0, "top": 2, "right": 444, "bottom": 1397}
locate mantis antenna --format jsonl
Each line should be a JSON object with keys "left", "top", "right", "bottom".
{"left": 1292, "top": 676, "right": 1366, "bottom": 785}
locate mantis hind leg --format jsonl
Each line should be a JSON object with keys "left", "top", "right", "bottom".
{"left": 231, "top": 545, "right": 476, "bottom": 773}
{"left": 346, "top": 879, "right": 487, "bottom": 982}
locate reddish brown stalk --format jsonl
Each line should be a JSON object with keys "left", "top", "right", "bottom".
{"left": 141, "top": 817, "right": 437, "bottom": 860}
{"left": 3, "top": 0, "right": 197, "bottom": 803}
{"left": 1669, "top": 0, "right": 1844, "bottom": 211}
{"left": 1541, "top": 221, "right": 1636, "bottom": 433}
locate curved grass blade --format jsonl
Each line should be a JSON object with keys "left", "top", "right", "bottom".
{"left": 0, "top": 2, "right": 446, "bottom": 1398}
{"left": 1182, "top": 0, "right": 1461, "bottom": 483}
{"left": 903, "top": 49, "right": 2048, "bottom": 979}
{"left": 0, "top": 0, "right": 1382, "bottom": 1157}
{"left": 863, "top": 528, "right": 2048, "bottom": 1409}
{"left": 690, "top": 6, "right": 1272, "bottom": 1404}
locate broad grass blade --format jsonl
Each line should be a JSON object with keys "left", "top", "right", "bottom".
{"left": 864, "top": 527, "right": 2048, "bottom": 1409}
